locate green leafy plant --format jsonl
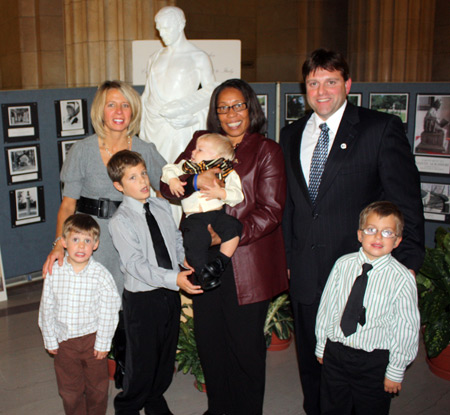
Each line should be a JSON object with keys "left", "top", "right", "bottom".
{"left": 264, "top": 292, "right": 294, "bottom": 348}
{"left": 176, "top": 304, "right": 205, "bottom": 391}
{"left": 416, "top": 226, "right": 450, "bottom": 358}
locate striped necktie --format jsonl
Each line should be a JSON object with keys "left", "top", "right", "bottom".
{"left": 308, "top": 123, "right": 330, "bottom": 204}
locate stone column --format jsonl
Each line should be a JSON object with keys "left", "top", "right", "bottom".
{"left": 347, "top": 0, "right": 436, "bottom": 81}
{"left": 64, "top": 0, "right": 173, "bottom": 87}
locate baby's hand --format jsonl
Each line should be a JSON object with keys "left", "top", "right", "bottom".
{"left": 200, "top": 179, "right": 226, "bottom": 201}
{"left": 384, "top": 377, "right": 401, "bottom": 394}
{"left": 169, "top": 178, "right": 185, "bottom": 197}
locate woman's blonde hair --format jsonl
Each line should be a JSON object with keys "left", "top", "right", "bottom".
{"left": 198, "top": 133, "right": 235, "bottom": 161}
{"left": 90, "top": 80, "right": 142, "bottom": 138}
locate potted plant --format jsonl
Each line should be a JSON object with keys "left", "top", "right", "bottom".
{"left": 176, "top": 304, "right": 206, "bottom": 391}
{"left": 416, "top": 226, "right": 450, "bottom": 380}
{"left": 264, "top": 292, "right": 294, "bottom": 351}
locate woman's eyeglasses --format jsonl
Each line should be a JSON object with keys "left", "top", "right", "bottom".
{"left": 361, "top": 228, "right": 398, "bottom": 238}
{"left": 216, "top": 102, "right": 248, "bottom": 114}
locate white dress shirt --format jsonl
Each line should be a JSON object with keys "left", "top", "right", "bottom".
{"left": 301, "top": 101, "right": 347, "bottom": 184}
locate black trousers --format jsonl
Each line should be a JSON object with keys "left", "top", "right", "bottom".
{"left": 321, "top": 341, "right": 391, "bottom": 415}
{"left": 114, "top": 289, "right": 181, "bottom": 415}
{"left": 192, "top": 253, "right": 269, "bottom": 415}
{"left": 291, "top": 296, "right": 322, "bottom": 415}
{"left": 180, "top": 209, "right": 242, "bottom": 274}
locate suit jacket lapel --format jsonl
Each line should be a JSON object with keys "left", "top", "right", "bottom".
{"left": 288, "top": 114, "right": 312, "bottom": 204}
{"left": 315, "top": 104, "right": 360, "bottom": 205}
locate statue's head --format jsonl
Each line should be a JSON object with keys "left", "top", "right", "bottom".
{"left": 155, "top": 6, "right": 186, "bottom": 46}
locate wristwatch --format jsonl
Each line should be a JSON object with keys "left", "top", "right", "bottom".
{"left": 52, "top": 236, "right": 62, "bottom": 249}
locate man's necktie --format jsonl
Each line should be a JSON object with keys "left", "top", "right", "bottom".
{"left": 340, "top": 263, "right": 373, "bottom": 337}
{"left": 308, "top": 123, "right": 330, "bottom": 204}
{"left": 144, "top": 202, "right": 172, "bottom": 270}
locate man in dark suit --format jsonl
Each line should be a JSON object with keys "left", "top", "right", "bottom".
{"left": 280, "top": 49, "right": 424, "bottom": 415}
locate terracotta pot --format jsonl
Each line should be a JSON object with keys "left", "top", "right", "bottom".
{"left": 426, "top": 344, "right": 450, "bottom": 381}
{"left": 268, "top": 332, "right": 292, "bottom": 351}
{"left": 107, "top": 358, "right": 116, "bottom": 381}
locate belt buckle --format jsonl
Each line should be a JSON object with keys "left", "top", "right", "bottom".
{"left": 98, "top": 198, "right": 111, "bottom": 218}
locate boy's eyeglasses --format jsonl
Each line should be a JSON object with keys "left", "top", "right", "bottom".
{"left": 361, "top": 227, "right": 398, "bottom": 238}
{"left": 216, "top": 102, "right": 248, "bottom": 114}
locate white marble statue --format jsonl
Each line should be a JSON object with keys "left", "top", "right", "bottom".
{"left": 140, "top": 6, "right": 217, "bottom": 165}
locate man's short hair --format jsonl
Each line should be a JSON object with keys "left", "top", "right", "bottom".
{"left": 302, "top": 49, "right": 350, "bottom": 82}
{"left": 62, "top": 213, "right": 100, "bottom": 242}
{"left": 155, "top": 6, "right": 186, "bottom": 27}
{"left": 107, "top": 150, "right": 146, "bottom": 184}
{"left": 359, "top": 201, "right": 405, "bottom": 236}
{"left": 198, "top": 133, "right": 235, "bottom": 161}
{"left": 90, "top": 80, "right": 142, "bottom": 138}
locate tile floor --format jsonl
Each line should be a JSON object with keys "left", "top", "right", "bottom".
{"left": 0, "top": 280, "right": 449, "bottom": 414}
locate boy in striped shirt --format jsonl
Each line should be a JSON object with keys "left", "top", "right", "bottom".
{"left": 315, "top": 201, "right": 420, "bottom": 415}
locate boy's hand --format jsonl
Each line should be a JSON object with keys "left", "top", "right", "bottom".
{"left": 200, "top": 179, "right": 226, "bottom": 201}
{"left": 317, "top": 357, "right": 323, "bottom": 365}
{"left": 183, "top": 258, "right": 194, "bottom": 272}
{"left": 169, "top": 178, "right": 186, "bottom": 197}
{"left": 177, "top": 269, "right": 203, "bottom": 295}
{"left": 94, "top": 350, "right": 108, "bottom": 360}
{"left": 384, "top": 377, "right": 401, "bottom": 394}
{"left": 47, "top": 349, "right": 58, "bottom": 355}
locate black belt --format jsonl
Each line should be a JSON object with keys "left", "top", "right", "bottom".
{"left": 77, "top": 196, "right": 121, "bottom": 219}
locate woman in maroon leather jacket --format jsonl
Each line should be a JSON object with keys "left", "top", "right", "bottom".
{"left": 161, "top": 79, "right": 287, "bottom": 415}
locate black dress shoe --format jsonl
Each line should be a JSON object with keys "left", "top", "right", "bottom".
{"left": 204, "top": 257, "right": 225, "bottom": 277}
{"left": 197, "top": 266, "right": 221, "bottom": 291}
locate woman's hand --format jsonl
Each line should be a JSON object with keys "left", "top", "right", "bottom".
{"left": 42, "top": 243, "right": 65, "bottom": 277}
{"left": 200, "top": 179, "right": 226, "bottom": 201}
{"left": 196, "top": 168, "right": 224, "bottom": 190}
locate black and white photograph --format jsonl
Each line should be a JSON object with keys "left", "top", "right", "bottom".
{"left": 348, "top": 93, "right": 362, "bottom": 106}
{"left": 0, "top": 248, "right": 6, "bottom": 302}
{"left": 369, "top": 93, "right": 409, "bottom": 127}
{"left": 285, "top": 93, "right": 310, "bottom": 121}
{"left": 2, "top": 102, "right": 39, "bottom": 142}
{"left": 5, "top": 145, "right": 41, "bottom": 184}
{"left": 9, "top": 186, "right": 45, "bottom": 227}
{"left": 414, "top": 95, "right": 450, "bottom": 157}
{"left": 58, "top": 139, "right": 79, "bottom": 168}
{"left": 9, "top": 105, "right": 31, "bottom": 126}
{"left": 421, "top": 182, "right": 450, "bottom": 222}
{"left": 257, "top": 94, "right": 268, "bottom": 118}
{"left": 55, "top": 98, "right": 88, "bottom": 137}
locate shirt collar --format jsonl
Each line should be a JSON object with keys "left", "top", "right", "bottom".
{"left": 63, "top": 253, "right": 94, "bottom": 274}
{"left": 122, "top": 195, "right": 148, "bottom": 214}
{"left": 312, "top": 100, "right": 347, "bottom": 136}
{"left": 357, "top": 247, "right": 392, "bottom": 271}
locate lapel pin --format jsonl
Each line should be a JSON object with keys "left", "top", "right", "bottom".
{"left": 341, "top": 143, "right": 347, "bottom": 149}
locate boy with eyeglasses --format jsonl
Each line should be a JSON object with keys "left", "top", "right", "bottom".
{"left": 161, "top": 132, "right": 243, "bottom": 290}
{"left": 315, "top": 201, "right": 420, "bottom": 415}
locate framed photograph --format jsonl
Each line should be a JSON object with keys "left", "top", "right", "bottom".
{"left": 2, "top": 102, "right": 39, "bottom": 142}
{"left": 414, "top": 95, "right": 450, "bottom": 157}
{"left": 421, "top": 182, "right": 450, "bottom": 222}
{"left": 348, "top": 93, "right": 362, "bottom": 106}
{"left": 55, "top": 99, "right": 88, "bottom": 137}
{"left": 0, "top": 248, "right": 7, "bottom": 302}
{"left": 285, "top": 93, "right": 310, "bottom": 121}
{"left": 257, "top": 94, "right": 268, "bottom": 118}
{"left": 5, "top": 145, "right": 42, "bottom": 185}
{"left": 9, "top": 186, "right": 45, "bottom": 227}
{"left": 58, "top": 139, "right": 79, "bottom": 168}
{"left": 369, "top": 93, "right": 409, "bottom": 130}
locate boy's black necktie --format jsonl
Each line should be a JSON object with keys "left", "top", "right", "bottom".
{"left": 340, "top": 263, "right": 373, "bottom": 337}
{"left": 144, "top": 202, "right": 172, "bottom": 270}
